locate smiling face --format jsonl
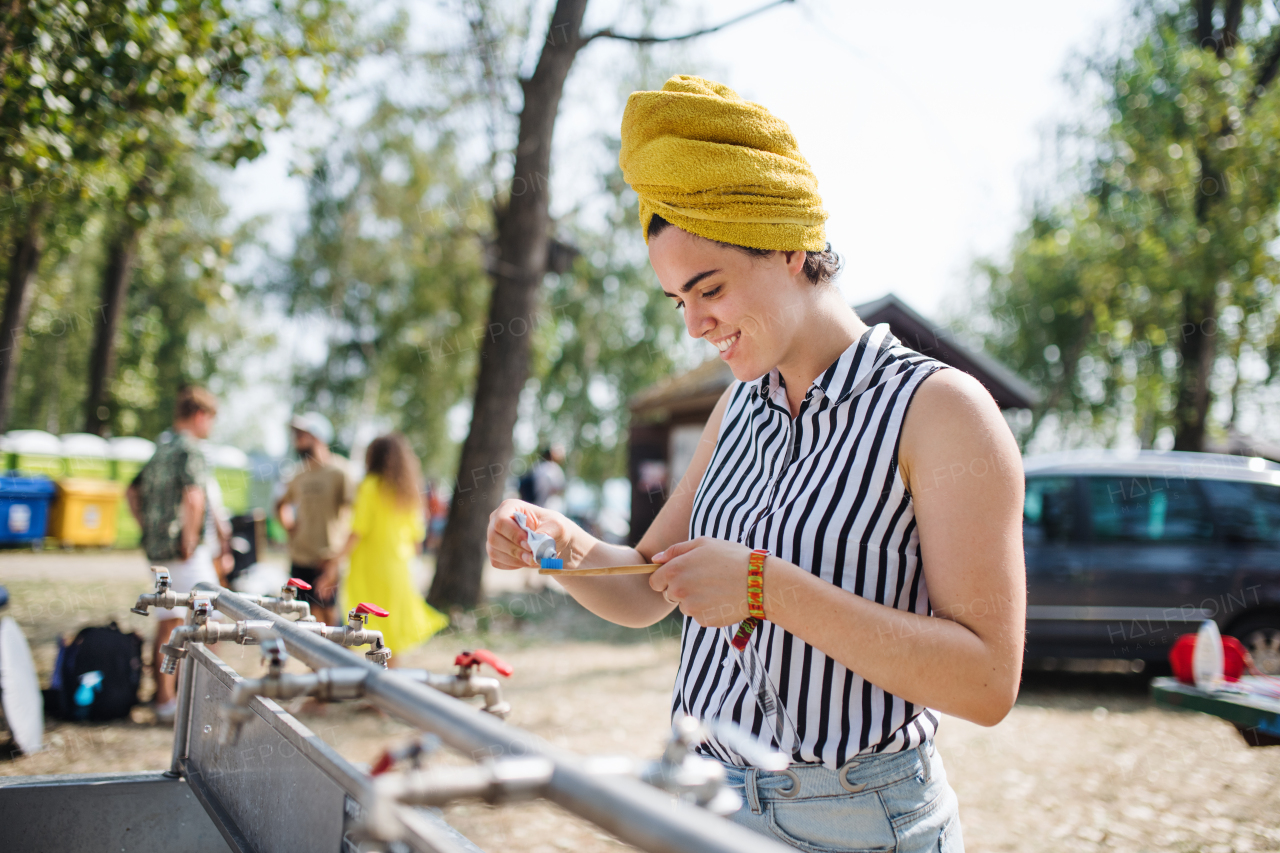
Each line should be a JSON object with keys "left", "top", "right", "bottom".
{"left": 648, "top": 225, "right": 812, "bottom": 381}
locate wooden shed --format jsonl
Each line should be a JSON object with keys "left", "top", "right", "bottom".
{"left": 625, "top": 294, "right": 1039, "bottom": 544}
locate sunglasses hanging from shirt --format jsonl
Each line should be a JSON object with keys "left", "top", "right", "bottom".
{"left": 710, "top": 549, "right": 801, "bottom": 762}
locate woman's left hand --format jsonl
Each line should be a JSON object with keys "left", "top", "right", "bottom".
{"left": 650, "top": 537, "right": 754, "bottom": 627}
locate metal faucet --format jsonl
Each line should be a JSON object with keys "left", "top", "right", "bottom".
{"left": 358, "top": 713, "right": 773, "bottom": 842}
{"left": 157, "top": 601, "right": 395, "bottom": 673}
{"left": 574, "top": 715, "right": 760, "bottom": 813}
{"left": 311, "top": 603, "right": 393, "bottom": 667}
{"left": 238, "top": 578, "right": 315, "bottom": 621}
{"left": 366, "top": 757, "right": 556, "bottom": 840}
{"left": 134, "top": 570, "right": 316, "bottom": 622}
{"left": 394, "top": 649, "right": 512, "bottom": 718}
{"left": 158, "top": 597, "right": 277, "bottom": 674}
{"left": 369, "top": 734, "right": 442, "bottom": 776}
{"left": 219, "top": 636, "right": 369, "bottom": 746}
{"left": 158, "top": 596, "right": 211, "bottom": 674}
{"left": 131, "top": 567, "right": 196, "bottom": 615}
{"left": 263, "top": 578, "right": 315, "bottom": 620}
{"left": 632, "top": 715, "right": 743, "bottom": 813}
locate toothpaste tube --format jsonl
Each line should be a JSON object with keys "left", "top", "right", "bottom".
{"left": 514, "top": 511, "right": 561, "bottom": 569}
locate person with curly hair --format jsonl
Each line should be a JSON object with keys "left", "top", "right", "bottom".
{"left": 341, "top": 433, "right": 448, "bottom": 660}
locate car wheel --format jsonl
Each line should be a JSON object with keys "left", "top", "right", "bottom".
{"left": 1227, "top": 614, "right": 1280, "bottom": 676}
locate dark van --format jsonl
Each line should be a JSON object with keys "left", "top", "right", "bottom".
{"left": 1023, "top": 450, "right": 1280, "bottom": 674}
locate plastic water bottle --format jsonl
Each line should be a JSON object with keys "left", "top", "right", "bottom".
{"left": 1193, "top": 620, "right": 1224, "bottom": 690}
{"left": 74, "top": 671, "right": 103, "bottom": 720}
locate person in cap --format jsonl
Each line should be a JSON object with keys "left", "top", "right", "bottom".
{"left": 486, "top": 76, "right": 1025, "bottom": 850}
{"left": 127, "top": 384, "right": 225, "bottom": 723}
{"left": 274, "top": 412, "right": 355, "bottom": 625}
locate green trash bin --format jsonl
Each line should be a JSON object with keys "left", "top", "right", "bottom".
{"left": 109, "top": 436, "right": 155, "bottom": 549}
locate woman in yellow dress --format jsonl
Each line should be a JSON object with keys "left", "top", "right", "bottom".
{"left": 341, "top": 433, "right": 449, "bottom": 661}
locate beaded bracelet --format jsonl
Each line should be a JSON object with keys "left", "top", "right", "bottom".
{"left": 747, "top": 548, "right": 767, "bottom": 620}
{"left": 731, "top": 549, "right": 770, "bottom": 650}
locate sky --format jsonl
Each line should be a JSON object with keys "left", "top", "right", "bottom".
{"left": 217, "top": 0, "right": 1126, "bottom": 455}
{"left": 680, "top": 0, "right": 1122, "bottom": 316}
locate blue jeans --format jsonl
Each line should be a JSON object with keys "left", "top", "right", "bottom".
{"left": 719, "top": 741, "right": 963, "bottom": 853}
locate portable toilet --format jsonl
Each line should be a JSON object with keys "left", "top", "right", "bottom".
{"left": 109, "top": 436, "right": 155, "bottom": 549}
{"left": 246, "top": 452, "right": 278, "bottom": 514}
{"left": 205, "top": 444, "right": 252, "bottom": 515}
{"left": 109, "top": 436, "right": 155, "bottom": 482}
{"left": 1, "top": 430, "right": 64, "bottom": 478}
{"left": 60, "top": 433, "right": 112, "bottom": 480}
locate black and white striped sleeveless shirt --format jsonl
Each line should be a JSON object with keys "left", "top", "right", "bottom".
{"left": 674, "top": 323, "right": 948, "bottom": 768}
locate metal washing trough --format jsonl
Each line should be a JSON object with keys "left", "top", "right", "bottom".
{"left": 0, "top": 583, "right": 793, "bottom": 853}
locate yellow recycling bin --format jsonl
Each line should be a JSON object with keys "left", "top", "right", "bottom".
{"left": 50, "top": 479, "right": 124, "bottom": 547}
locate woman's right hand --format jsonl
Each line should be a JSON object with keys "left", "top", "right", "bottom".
{"left": 486, "top": 500, "right": 574, "bottom": 570}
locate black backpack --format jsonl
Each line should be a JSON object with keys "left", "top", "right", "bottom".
{"left": 46, "top": 623, "right": 143, "bottom": 722}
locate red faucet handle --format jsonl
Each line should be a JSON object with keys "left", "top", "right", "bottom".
{"left": 455, "top": 649, "right": 514, "bottom": 678}
{"left": 370, "top": 750, "right": 396, "bottom": 776}
{"left": 286, "top": 578, "right": 313, "bottom": 590}
{"left": 355, "top": 602, "right": 390, "bottom": 618}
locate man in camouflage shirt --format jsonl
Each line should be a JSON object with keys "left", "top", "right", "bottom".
{"left": 127, "top": 385, "right": 221, "bottom": 722}
{"left": 135, "top": 432, "right": 208, "bottom": 561}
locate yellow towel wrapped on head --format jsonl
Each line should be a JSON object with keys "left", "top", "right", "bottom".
{"left": 619, "top": 75, "right": 827, "bottom": 252}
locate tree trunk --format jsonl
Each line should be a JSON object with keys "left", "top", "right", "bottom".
{"left": 84, "top": 220, "right": 142, "bottom": 435}
{"left": 428, "top": 0, "right": 589, "bottom": 610}
{"left": 0, "top": 205, "right": 45, "bottom": 434}
{"left": 1172, "top": 290, "right": 1216, "bottom": 451}
{"left": 0, "top": 0, "right": 23, "bottom": 83}
{"left": 1171, "top": 141, "right": 1226, "bottom": 452}
{"left": 1196, "top": 0, "right": 1216, "bottom": 48}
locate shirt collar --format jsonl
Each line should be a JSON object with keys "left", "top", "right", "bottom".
{"left": 753, "top": 324, "right": 895, "bottom": 406}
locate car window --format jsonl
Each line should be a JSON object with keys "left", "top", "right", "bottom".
{"left": 1200, "top": 479, "right": 1280, "bottom": 543}
{"left": 1024, "top": 477, "right": 1077, "bottom": 544}
{"left": 1088, "top": 476, "right": 1213, "bottom": 542}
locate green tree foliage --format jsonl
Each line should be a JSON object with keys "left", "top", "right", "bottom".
{"left": 80, "top": 0, "right": 360, "bottom": 434}
{"left": 108, "top": 163, "right": 247, "bottom": 439}
{"left": 8, "top": 205, "right": 103, "bottom": 433}
{"left": 0, "top": 0, "right": 220, "bottom": 430}
{"left": 278, "top": 97, "right": 492, "bottom": 476}
{"left": 281, "top": 6, "right": 700, "bottom": 487}
{"left": 0, "top": 0, "right": 359, "bottom": 438}
{"left": 980, "top": 1, "right": 1280, "bottom": 451}
{"left": 526, "top": 151, "right": 695, "bottom": 484}
{"left": 1, "top": 0, "right": 355, "bottom": 199}
{"left": 280, "top": 111, "right": 695, "bottom": 487}
{"left": 12, "top": 158, "right": 244, "bottom": 438}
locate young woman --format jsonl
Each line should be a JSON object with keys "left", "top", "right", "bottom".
{"left": 487, "top": 76, "right": 1025, "bottom": 852}
{"left": 342, "top": 433, "right": 448, "bottom": 660}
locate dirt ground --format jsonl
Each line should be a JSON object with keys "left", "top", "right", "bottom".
{"left": 2, "top": 551, "right": 1280, "bottom": 853}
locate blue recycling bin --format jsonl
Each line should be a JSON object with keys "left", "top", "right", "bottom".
{"left": 0, "top": 475, "right": 56, "bottom": 546}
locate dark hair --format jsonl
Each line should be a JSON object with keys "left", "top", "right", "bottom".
{"left": 646, "top": 215, "right": 842, "bottom": 286}
{"left": 365, "top": 433, "right": 423, "bottom": 509}
{"left": 175, "top": 385, "right": 218, "bottom": 420}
